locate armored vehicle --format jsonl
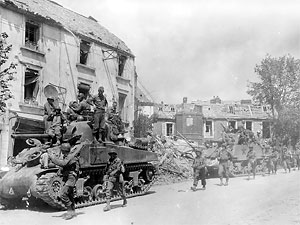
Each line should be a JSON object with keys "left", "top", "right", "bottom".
{"left": 205, "top": 140, "right": 265, "bottom": 178}
{"left": 0, "top": 121, "right": 158, "bottom": 209}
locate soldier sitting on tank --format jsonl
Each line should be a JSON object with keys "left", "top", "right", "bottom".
{"left": 68, "top": 93, "right": 92, "bottom": 121}
{"left": 107, "top": 101, "right": 125, "bottom": 134}
{"left": 46, "top": 107, "right": 65, "bottom": 146}
{"left": 66, "top": 101, "right": 79, "bottom": 122}
{"left": 44, "top": 96, "right": 56, "bottom": 131}
{"left": 103, "top": 147, "right": 127, "bottom": 212}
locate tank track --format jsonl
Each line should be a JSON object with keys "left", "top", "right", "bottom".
{"left": 34, "top": 163, "right": 156, "bottom": 210}
{"left": 75, "top": 163, "right": 156, "bottom": 209}
{"left": 34, "top": 172, "right": 67, "bottom": 210}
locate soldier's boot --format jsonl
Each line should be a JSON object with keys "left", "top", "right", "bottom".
{"left": 122, "top": 198, "right": 127, "bottom": 207}
{"left": 219, "top": 178, "right": 224, "bottom": 186}
{"left": 190, "top": 186, "right": 197, "bottom": 191}
{"left": 103, "top": 200, "right": 111, "bottom": 212}
{"left": 224, "top": 178, "right": 229, "bottom": 186}
{"left": 64, "top": 209, "right": 75, "bottom": 220}
{"left": 202, "top": 185, "right": 206, "bottom": 190}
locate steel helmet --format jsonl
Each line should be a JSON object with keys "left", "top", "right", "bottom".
{"left": 61, "top": 143, "right": 71, "bottom": 152}
{"left": 108, "top": 148, "right": 117, "bottom": 155}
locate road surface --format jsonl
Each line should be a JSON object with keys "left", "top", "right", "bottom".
{"left": 0, "top": 169, "right": 299, "bottom": 225}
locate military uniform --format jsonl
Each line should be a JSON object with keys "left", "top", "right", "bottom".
{"left": 218, "top": 146, "right": 233, "bottom": 186}
{"left": 191, "top": 150, "right": 207, "bottom": 191}
{"left": 103, "top": 149, "right": 126, "bottom": 211}
{"left": 271, "top": 150, "right": 279, "bottom": 174}
{"left": 246, "top": 148, "right": 257, "bottom": 179}
{"left": 89, "top": 91, "right": 108, "bottom": 142}
{"left": 282, "top": 150, "right": 291, "bottom": 173}
{"left": 295, "top": 149, "right": 300, "bottom": 170}
{"left": 49, "top": 143, "right": 80, "bottom": 220}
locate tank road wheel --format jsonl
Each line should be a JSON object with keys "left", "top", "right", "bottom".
{"left": 92, "top": 184, "right": 106, "bottom": 200}
{"left": 48, "top": 176, "right": 64, "bottom": 200}
{"left": 123, "top": 181, "right": 133, "bottom": 195}
{"left": 27, "top": 151, "right": 42, "bottom": 167}
{"left": 82, "top": 186, "right": 93, "bottom": 202}
{"left": 144, "top": 168, "right": 155, "bottom": 183}
{"left": 137, "top": 178, "right": 145, "bottom": 188}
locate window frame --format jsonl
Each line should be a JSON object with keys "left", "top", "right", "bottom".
{"left": 25, "top": 20, "right": 40, "bottom": 51}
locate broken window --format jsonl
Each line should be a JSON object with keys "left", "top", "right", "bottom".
{"left": 245, "top": 121, "right": 252, "bottom": 131}
{"left": 228, "top": 121, "right": 236, "bottom": 129}
{"left": 24, "top": 68, "right": 39, "bottom": 104}
{"left": 166, "top": 123, "right": 173, "bottom": 136}
{"left": 80, "top": 40, "right": 91, "bottom": 65}
{"left": 118, "top": 55, "right": 127, "bottom": 76}
{"left": 205, "top": 121, "right": 213, "bottom": 136}
{"left": 25, "top": 21, "right": 39, "bottom": 50}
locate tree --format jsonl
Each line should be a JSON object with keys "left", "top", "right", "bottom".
{"left": 133, "top": 112, "right": 158, "bottom": 138}
{"left": 0, "top": 32, "right": 17, "bottom": 112}
{"left": 247, "top": 54, "right": 300, "bottom": 147}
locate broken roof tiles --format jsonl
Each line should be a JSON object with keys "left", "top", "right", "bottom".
{"left": 1, "top": 0, "right": 132, "bottom": 55}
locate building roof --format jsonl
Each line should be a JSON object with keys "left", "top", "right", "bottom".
{"left": 1, "top": 0, "right": 132, "bottom": 56}
{"left": 202, "top": 103, "right": 271, "bottom": 120}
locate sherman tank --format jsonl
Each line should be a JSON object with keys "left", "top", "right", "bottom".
{"left": 0, "top": 121, "right": 158, "bottom": 209}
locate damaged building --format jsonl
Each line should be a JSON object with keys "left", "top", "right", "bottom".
{"left": 0, "top": 0, "right": 137, "bottom": 167}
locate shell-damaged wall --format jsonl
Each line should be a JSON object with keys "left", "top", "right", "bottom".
{"left": 0, "top": 7, "right": 135, "bottom": 119}
{"left": 0, "top": 5, "right": 136, "bottom": 165}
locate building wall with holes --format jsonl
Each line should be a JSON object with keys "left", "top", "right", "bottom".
{"left": 0, "top": 6, "right": 136, "bottom": 124}
{"left": 0, "top": 6, "right": 136, "bottom": 164}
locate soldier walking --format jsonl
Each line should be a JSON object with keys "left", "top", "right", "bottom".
{"left": 217, "top": 144, "right": 233, "bottom": 186}
{"left": 48, "top": 143, "right": 80, "bottom": 220}
{"left": 246, "top": 145, "right": 257, "bottom": 179}
{"left": 103, "top": 148, "right": 127, "bottom": 212}
{"left": 282, "top": 147, "right": 291, "bottom": 173}
{"left": 271, "top": 148, "right": 279, "bottom": 174}
{"left": 191, "top": 147, "right": 207, "bottom": 191}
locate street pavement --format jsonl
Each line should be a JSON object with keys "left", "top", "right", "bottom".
{"left": 0, "top": 168, "right": 299, "bottom": 225}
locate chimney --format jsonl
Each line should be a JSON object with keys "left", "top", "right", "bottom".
{"left": 183, "top": 97, "right": 187, "bottom": 104}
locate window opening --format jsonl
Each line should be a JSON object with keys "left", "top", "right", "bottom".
{"left": 205, "top": 121, "right": 213, "bottom": 136}
{"left": 25, "top": 21, "right": 39, "bottom": 50}
{"left": 118, "top": 55, "right": 127, "bottom": 76}
{"left": 228, "top": 121, "right": 236, "bottom": 129}
{"left": 24, "top": 68, "right": 39, "bottom": 104}
{"left": 166, "top": 123, "right": 173, "bottom": 136}
{"left": 245, "top": 121, "right": 252, "bottom": 131}
{"left": 80, "top": 40, "right": 91, "bottom": 65}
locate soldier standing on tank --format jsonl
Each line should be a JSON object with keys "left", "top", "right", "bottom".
{"left": 217, "top": 144, "right": 233, "bottom": 186}
{"left": 246, "top": 145, "right": 257, "bottom": 180}
{"left": 44, "top": 96, "right": 56, "bottom": 131}
{"left": 48, "top": 143, "right": 80, "bottom": 220}
{"left": 89, "top": 86, "right": 108, "bottom": 144}
{"left": 103, "top": 148, "right": 127, "bottom": 212}
{"left": 191, "top": 147, "right": 207, "bottom": 191}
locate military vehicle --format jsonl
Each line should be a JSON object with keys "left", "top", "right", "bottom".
{"left": 205, "top": 134, "right": 266, "bottom": 178}
{"left": 0, "top": 121, "right": 158, "bottom": 209}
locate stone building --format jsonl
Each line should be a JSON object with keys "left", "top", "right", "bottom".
{"left": 0, "top": 0, "right": 136, "bottom": 166}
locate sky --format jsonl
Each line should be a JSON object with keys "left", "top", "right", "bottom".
{"left": 55, "top": 0, "right": 300, "bottom": 104}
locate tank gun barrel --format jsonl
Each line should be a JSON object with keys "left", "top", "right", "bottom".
{"left": 11, "top": 134, "right": 50, "bottom": 139}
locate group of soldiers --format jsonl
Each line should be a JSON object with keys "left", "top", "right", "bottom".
{"left": 41, "top": 86, "right": 127, "bottom": 220}
{"left": 43, "top": 86, "right": 125, "bottom": 146}
{"left": 191, "top": 142, "right": 300, "bottom": 191}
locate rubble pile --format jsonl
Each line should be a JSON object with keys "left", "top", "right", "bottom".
{"left": 152, "top": 137, "right": 197, "bottom": 185}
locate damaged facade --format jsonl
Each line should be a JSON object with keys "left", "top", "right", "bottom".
{"left": 0, "top": 0, "right": 137, "bottom": 167}
{"left": 153, "top": 97, "right": 271, "bottom": 144}
{"left": 194, "top": 97, "right": 272, "bottom": 142}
